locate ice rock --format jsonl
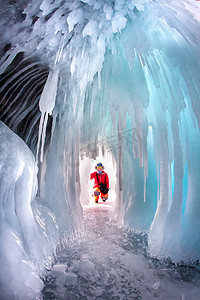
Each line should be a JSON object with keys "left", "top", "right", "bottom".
{"left": 0, "top": 121, "right": 42, "bottom": 299}
{"left": 112, "top": 12, "right": 127, "bottom": 33}
{"left": 64, "top": 272, "right": 78, "bottom": 286}
{"left": 67, "top": 8, "right": 83, "bottom": 32}
{"left": 104, "top": 4, "right": 113, "bottom": 20}
{"left": 152, "top": 281, "right": 160, "bottom": 290}
{"left": 69, "top": 259, "right": 96, "bottom": 279}
{"left": 83, "top": 19, "right": 98, "bottom": 44}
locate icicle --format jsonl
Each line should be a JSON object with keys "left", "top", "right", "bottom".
{"left": 0, "top": 48, "right": 21, "bottom": 75}
{"left": 98, "top": 70, "right": 101, "bottom": 89}
{"left": 54, "top": 33, "right": 66, "bottom": 65}
{"left": 37, "top": 68, "right": 59, "bottom": 163}
{"left": 144, "top": 177, "right": 147, "bottom": 203}
{"left": 36, "top": 38, "right": 64, "bottom": 164}
{"left": 36, "top": 111, "right": 45, "bottom": 164}
{"left": 40, "top": 112, "right": 49, "bottom": 163}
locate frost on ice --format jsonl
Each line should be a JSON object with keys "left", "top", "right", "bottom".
{"left": 0, "top": 0, "right": 200, "bottom": 299}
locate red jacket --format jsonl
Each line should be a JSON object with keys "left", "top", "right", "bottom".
{"left": 90, "top": 171, "right": 109, "bottom": 189}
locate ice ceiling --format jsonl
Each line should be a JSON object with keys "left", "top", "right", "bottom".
{"left": 0, "top": 0, "right": 200, "bottom": 299}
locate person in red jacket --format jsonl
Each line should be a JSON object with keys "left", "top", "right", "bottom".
{"left": 90, "top": 163, "right": 109, "bottom": 203}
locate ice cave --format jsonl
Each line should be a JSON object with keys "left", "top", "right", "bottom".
{"left": 0, "top": 0, "right": 200, "bottom": 299}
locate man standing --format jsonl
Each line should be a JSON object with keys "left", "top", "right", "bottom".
{"left": 90, "top": 163, "right": 109, "bottom": 203}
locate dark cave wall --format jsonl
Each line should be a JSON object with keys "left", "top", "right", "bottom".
{"left": 0, "top": 51, "right": 52, "bottom": 153}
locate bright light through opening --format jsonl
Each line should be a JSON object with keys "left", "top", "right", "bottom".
{"left": 79, "top": 148, "right": 117, "bottom": 209}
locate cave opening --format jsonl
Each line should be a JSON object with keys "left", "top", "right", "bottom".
{"left": 79, "top": 148, "right": 117, "bottom": 208}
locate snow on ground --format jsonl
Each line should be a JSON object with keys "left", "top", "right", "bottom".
{"left": 42, "top": 201, "right": 200, "bottom": 300}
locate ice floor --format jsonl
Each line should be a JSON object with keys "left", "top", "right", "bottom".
{"left": 42, "top": 201, "right": 200, "bottom": 300}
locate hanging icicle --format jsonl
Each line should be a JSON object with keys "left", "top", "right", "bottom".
{"left": 36, "top": 68, "right": 59, "bottom": 163}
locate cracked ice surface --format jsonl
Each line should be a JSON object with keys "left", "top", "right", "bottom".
{"left": 43, "top": 205, "right": 200, "bottom": 300}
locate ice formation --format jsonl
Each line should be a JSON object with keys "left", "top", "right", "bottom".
{"left": 0, "top": 121, "right": 57, "bottom": 299}
{"left": 0, "top": 0, "right": 200, "bottom": 298}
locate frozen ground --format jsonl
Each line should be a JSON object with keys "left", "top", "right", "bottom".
{"left": 42, "top": 201, "right": 200, "bottom": 300}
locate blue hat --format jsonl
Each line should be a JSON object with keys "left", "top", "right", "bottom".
{"left": 95, "top": 162, "right": 104, "bottom": 170}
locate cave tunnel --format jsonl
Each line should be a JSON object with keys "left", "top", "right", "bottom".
{"left": 0, "top": 0, "right": 200, "bottom": 299}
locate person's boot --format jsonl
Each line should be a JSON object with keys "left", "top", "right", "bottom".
{"left": 102, "top": 197, "right": 108, "bottom": 202}
{"left": 94, "top": 189, "right": 100, "bottom": 203}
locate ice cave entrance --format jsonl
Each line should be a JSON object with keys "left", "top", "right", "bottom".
{"left": 79, "top": 148, "right": 117, "bottom": 208}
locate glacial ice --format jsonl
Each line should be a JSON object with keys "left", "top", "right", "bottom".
{"left": 0, "top": 121, "right": 79, "bottom": 299}
{"left": 0, "top": 121, "right": 42, "bottom": 299}
{"left": 0, "top": 0, "right": 200, "bottom": 298}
